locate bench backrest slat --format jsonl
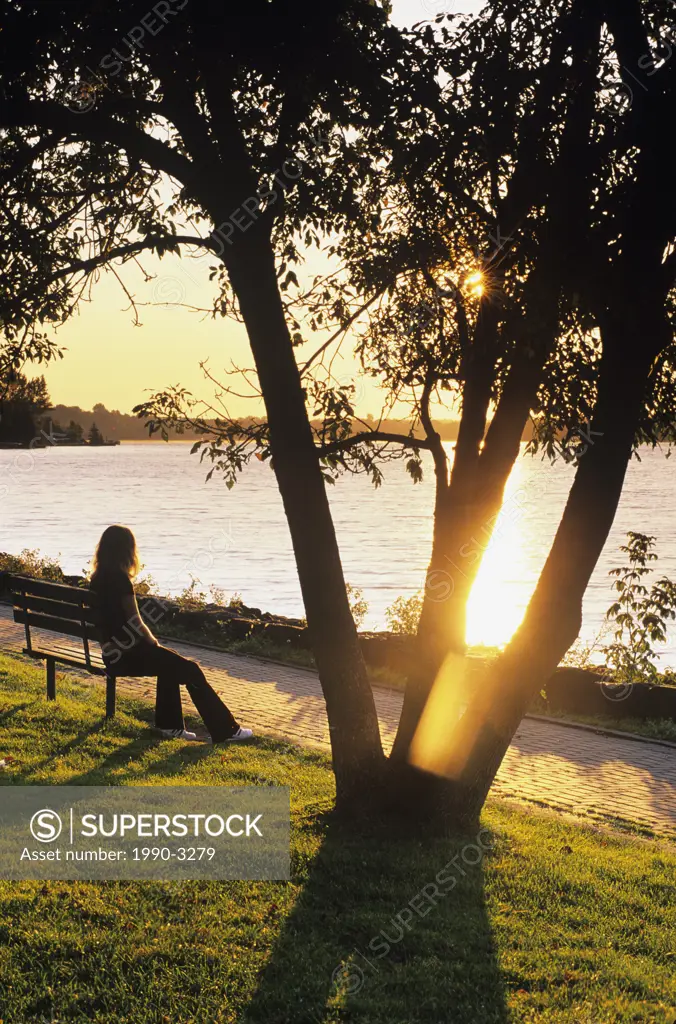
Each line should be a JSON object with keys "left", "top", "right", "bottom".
{"left": 9, "top": 575, "right": 96, "bottom": 606}
{"left": 10, "top": 592, "right": 98, "bottom": 626}
{"left": 13, "top": 608, "right": 100, "bottom": 642}
{"left": 9, "top": 575, "right": 101, "bottom": 650}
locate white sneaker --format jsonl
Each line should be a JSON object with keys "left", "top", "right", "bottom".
{"left": 157, "top": 728, "right": 199, "bottom": 741}
{"left": 223, "top": 727, "right": 254, "bottom": 742}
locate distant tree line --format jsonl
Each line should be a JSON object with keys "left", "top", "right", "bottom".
{"left": 44, "top": 404, "right": 474, "bottom": 443}
{"left": 0, "top": 368, "right": 116, "bottom": 445}
{"left": 47, "top": 402, "right": 165, "bottom": 441}
{"left": 2, "top": 384, "right": 474, "bottom": 446}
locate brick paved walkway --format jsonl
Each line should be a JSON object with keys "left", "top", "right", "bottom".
{"left": 1, "top": 605, "right": 674, "bottom": 838}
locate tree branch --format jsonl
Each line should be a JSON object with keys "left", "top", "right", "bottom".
{"left": 602, "top": 0, "right": 657, "bottom": 91}
{"left": 318, "top": 430, "right": 431, "bottom": 458}
{"left": 498, "top": 0, "right": 593, "bottom": 236}
{"left": 0, "top": 100, "right": 197, "bottom": 190}
{"left": 443, "top": 175, "right": 495, "bottom": 227}
{"left": 0, "top": 131, "right": 67, "bottom": 183}
{"left": 300, "top": 291, "right": 384, "bottom": 376}
{"left": 45, "top": 234, "right": 217, "bottom": 284}
{"left": 420, "top": 374, "right": 449, "bottom": 490}
{"left": 192, "top": 42, "right": 263, "bottom": 209}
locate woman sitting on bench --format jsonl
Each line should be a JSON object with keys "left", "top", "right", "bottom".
{"left": 90, "top": 524, "right": 252, "bottom": 743}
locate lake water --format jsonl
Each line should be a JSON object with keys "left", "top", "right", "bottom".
{"left": 2, "top": 441, "right": 675, "bottom": 663}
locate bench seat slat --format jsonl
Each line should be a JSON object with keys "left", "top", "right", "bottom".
{"left": 33, "top": 642, "right": 104, "bottom": 662}
{"left": 39, "top": 639, "right": 99, "bottom": 653}
{"left": 23, "top": 649, "right": 107, "bottom": 675}
{"left": 14, "top": 609, "right": 100, "bottom": 641}
{"left": 24, "top": 648, "right": 155, "bottom": 680}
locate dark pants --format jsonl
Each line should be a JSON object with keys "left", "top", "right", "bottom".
{"left": 107, "top": 643, "right": 239, "bottom": 741}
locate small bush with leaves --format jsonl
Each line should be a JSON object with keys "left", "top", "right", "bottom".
{"left": 0, "top": 548, "right": 65, "bottom": 582}
{"left": 172, "top": 575, "right": 211, "bottom": 611}
{"left": 602, "top": 532, "right": 676, "bottom": 685}
{"left": 134, "top": 570, "right": 160, "bottom": 597}
{"left": 346, "top": 583, "right": 368, "bottom": 629}
{"left": 386, "top": 592, "right": 423, "bottom": 634}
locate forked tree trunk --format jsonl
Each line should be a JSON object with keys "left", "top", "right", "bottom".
{"left": 393, "top": 285, "right": 561, "bottom": 761}
{"left": 385, "top": 298, "right": 667, "bottom": 828}
{"left": 225, "top": 232, "right": 385, "bottom": 805}
{"left": 434, "top": 315, "right": 665, "bottom": 825}
{"left": 391, "top": 460, "right": 523, "bottom": 764}
{"left": 394, "top": 2, "right": 602, "bottom": 766}
{"left": 391, "top": 504, "right": 489, "bottom": 762}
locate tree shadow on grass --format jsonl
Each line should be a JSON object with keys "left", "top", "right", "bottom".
{"left": 6, "top": 688, "right": 228, "bottom": 786}
{"left": 53, "top": 720, "right": 508, "bottom": 1024}
{"left": 61, "top": 731, "right": 214, "bottom": 787}
{"left": 58, "top": 709, "right": 243, "bottom": 786}
{"left": 0, "top": 700, "right": 34, "bottom": 724}
{"left": 241, "top": 812, "right": 508, "bottom": 1024}
{"left": 18, "top": 719, "right": 115, "bottom": 782}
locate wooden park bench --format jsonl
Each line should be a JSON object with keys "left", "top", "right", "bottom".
{"left": 9, "top": 574, "right": 120, "bottom": 718}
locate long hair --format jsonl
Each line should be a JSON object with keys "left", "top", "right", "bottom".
{"left": 91, "top": 525, "right": 139, "bottom": 583}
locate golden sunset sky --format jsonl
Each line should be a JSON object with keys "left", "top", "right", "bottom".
{"left": 40, "top": 0, "right": 480, "bottom": 417}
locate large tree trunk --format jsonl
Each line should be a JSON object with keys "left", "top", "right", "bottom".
{"left": 418, "top": 303, "right": 502, "bottom": 645}
{"left": 390, "top": 449, "right": 523, "bottom": 764}
{"left": 225, "top": 232, "right": 385, "bottom": 805}
{"left": 392, "top": 274, "right": 561, "bottom": 762}
{"left": 423, "top": 309, "right": 666, "bottom": 825}
{"left": 391, "top": 498, "right": 493, "bottom": 763}
{"left": 161, "top": 65, "right": 388, "bottom": 806}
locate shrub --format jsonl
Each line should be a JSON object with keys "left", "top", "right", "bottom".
{"left": 134, "top": 571, "right": 160, "bottom": 597}
{"left": 602, "top": 531, "right": 676, "bottom": 685}
{"left": 172, "top": 578, "right": 244, "bottom": 612}
{"left": 346, "top": 583, "right": 368, "bottom": 629}
{"left": 174, "top": 575, "right": 210, "bottom": 610}
{"left": 0, "top": 548, "right": 65, "bottom": 581}
{"left": 226, "top": 590, "right": 244, "bottom": 611}
{"left": 385, "top": 592, "right": 422, "bottom": 634}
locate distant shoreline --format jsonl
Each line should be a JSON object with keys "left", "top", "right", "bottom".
{"left": 41, "top": 403, "right": 469, "bottom": 443}
{"left": 3, "top": 438, "right": 672, "bottom": 451}
{"left": 0, "top": 438, "right": 187, "bottom": 450}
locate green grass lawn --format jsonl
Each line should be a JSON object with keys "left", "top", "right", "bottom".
{"left": 0, "top": 653, "right": 675, "bottom": 1024}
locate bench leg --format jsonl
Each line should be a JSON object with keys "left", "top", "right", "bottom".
{"left": 46, "top": 658, "right": 56, "bottom": 701}
{"left": 105, "top": 674, "right": 116, "bottom": 719}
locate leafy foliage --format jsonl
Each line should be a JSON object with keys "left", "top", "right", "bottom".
{"left": 602, "top": 532, "right": 676, "bottom": 685}
{"left": 0, "top": 547, "right": 65, "bottom": 582}
{"left": 0, "top": 331, "right": 61, "bottom": 397}
{"left": 386, "top": 592, "right": 423, "bottom": 634}
{"left": 0, "top": 331, "right": 59, "bottom": 443}
{"left": 0, "top": 0, "right": 441, "bottom": 489}
{"left": 345, "top": 583, "right": 368, "bottom": 629}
